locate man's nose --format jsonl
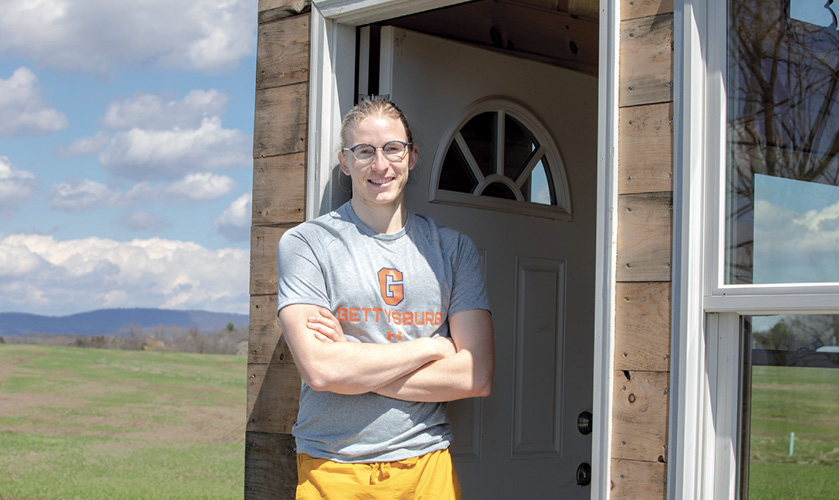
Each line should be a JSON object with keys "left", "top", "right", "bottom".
{"left": 370, "top": 149, "right": 389, "bottom": 169}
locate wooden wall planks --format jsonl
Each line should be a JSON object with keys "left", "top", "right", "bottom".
{"left": 252, "top": 154, "right": 307, "bottom": 225}
{"left": 620, "top": 0, "right": 674, "bottom": 21}
{"left": 245, "top": 431, "right": 297, "bottom": 499}
{"left": 611, "top": 370, "right": 670, "bottom": 462}
{"left": 248, "top": 294, "right": 293, "bottom": 365}
{"left": 256, "top": 14, "right": 311, "bottom": 89}
{"left": 616, "top": 192, "right": 673, "bottom": 282}
{"left": 613, "top": 7, "right": 674, "bottom": 498}
{"left": 611, "top": 458, "right": 668, "bottom": 499}
{"left": 247, "top": 6, "right": 310, "bottom": 499}
{"left": 253, "top": 83, "right": 309, "bottom": 158}
{"left": 614, "top": 281, "right": 671, "bottom": 372}
{"left": 247, "top": 361, "right": 301, "bottom": 434}
{"left": 619, "top": 102, "right": 673, "bottom": 194}
{"left": 619, "top": 13, "right": 673, "bottom": 107}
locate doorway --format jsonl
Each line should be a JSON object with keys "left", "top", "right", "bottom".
{"left": 310, "top": 2, "right": 601, "bottom": 498}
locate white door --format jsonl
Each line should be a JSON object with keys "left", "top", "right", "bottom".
{"left": 369, "top": 28, "right": 598, "bottom": 499}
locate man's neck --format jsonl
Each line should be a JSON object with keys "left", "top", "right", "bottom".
{"left": 350, "top": 199, "right": 408, "bottom": 235}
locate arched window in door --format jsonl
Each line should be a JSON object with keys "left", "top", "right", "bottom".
{"left": 429, "top": 98, "right": 571, "bottom": 220}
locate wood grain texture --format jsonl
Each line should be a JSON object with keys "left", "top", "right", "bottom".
{"left": 248, "top": 293, "right": 297, "bottom": 365}
{"left": 620, "top": 0, "right": 674, "bottom": 20}
{"left": 253, "top": 83, "right": 308, "bottom": 158}
{"left": 250, "top": 225, "right": 284, "bottom": 297}
{"left": 614, "top": 281, "right": 671, "bottom": 371}
{"left": 611, "top": 458, "right": 667, "bottom": 500}
{"left": 616, "top": 192, "right": 672, "bottom": 282}
{"left": 612, "top": 370, "right": 669, "bottom": 462}
{"left": 245, "top": 431, "right": 297, "bottom": 500}
{"left": 259, "top": 0, "right": 309, "bottom": 11}
{"left": 256, "top": 14, "right": 311, "bottom": 90}
{"left": 253, "top": 153, "right": 307, "bottom": 225}
{"left": 250, "top": 292, "right": 279, "bottom": 335}
{"left": 247, "top": 361, "right": 301, "bottom": 434}
{"left": 619, "top": 13, "right": 673, "bottom": 107}
{"left": 619, "top": 102, "right": 673, "bottom": 194}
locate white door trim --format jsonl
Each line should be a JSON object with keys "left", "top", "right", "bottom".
{"left": 314, "top": 0, "right": 472, "bottom": 25}
{"left": 309, "top": 3, "right": 618, "bottom": 499}
{"left": 669, "top": 1, "right": 710, "bottom": 499}
{"left": 593, "top": 0, "right": 620, "bottom": 499}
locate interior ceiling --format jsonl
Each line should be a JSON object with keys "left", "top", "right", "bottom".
{"left": 382, "top": 0, "right": 599, "bottom": 76}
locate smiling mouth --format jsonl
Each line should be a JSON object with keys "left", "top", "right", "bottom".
{"left": 368, "top": 178, "right": 394, "bottom": 186}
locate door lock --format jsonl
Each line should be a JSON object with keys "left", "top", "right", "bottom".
{"left": 576, "top": 462, "right": 592, "bottom": 486}
{"left": 577, "top": 410, "right": 593, "bottom": 435}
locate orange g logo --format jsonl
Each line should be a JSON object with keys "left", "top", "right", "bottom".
{"left": 378, "top": 268, "right": 404, "bottom": 306}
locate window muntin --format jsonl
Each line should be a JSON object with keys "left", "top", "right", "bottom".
{"left": 430, "top": 99, "right": 570, "bottom": 220}
{"left": 726, "top": 0, "right": 839, "bottom": 285}
{"left": 739, "top": 314, "right": 839, "bottom": 499}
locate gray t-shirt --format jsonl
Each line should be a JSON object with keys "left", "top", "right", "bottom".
{"left": 277, "top": 202, "right": 489, "bottom": 463}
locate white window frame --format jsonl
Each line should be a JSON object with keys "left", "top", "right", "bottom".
{"left": 428, "top": 97, "right": 573, "bottom": 220}
{"left": 671, "top": 1, "right": 839, "bottom": 499}
{"left": 308, "top": 2, "right": 620, "bottom": 499}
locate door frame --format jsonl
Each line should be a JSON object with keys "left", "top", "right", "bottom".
{"left": 307, "top": 3, "right": 620, "bottom": 499}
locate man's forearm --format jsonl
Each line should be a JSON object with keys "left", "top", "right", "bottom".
{"left": 297, "top": 337, "right": 453, "bottom": 394}
{"left": 374, "top": 349, "right": 493, "bottom": 402}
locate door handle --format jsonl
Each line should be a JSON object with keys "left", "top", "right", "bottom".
{"left": 577, "top": 410, "right": 593, "bottom": 435}
{"left": 576, "top": 462, "right": 591, "bottom": 486}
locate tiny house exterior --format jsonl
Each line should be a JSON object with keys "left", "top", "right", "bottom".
{"left": 246, "top": 1, "right": 839, "bottom": 499}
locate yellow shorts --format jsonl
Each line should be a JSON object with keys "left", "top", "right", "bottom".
{"left": 296, "top": 448, "right": 461, "bottom": 500}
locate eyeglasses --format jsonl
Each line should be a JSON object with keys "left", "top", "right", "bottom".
{"left": 342, "top": 140, "right": 411, "bottom": 163}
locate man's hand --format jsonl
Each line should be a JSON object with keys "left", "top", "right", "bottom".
{"left": 306, "top": 308, "right": 347, "bottom": 342}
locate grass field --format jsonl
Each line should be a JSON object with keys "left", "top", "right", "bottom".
{"left": 747, "top": 365, "right": 839, "bottom": 499}
{"left": 0, "top": 344, "right": 245, "bottom": 500}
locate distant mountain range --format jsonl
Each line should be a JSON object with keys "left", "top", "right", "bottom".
{"left": 0, "top": 308, "right": 249, "bottom": 337}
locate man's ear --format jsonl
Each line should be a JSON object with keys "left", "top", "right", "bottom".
{"left": 339, "top": 152, "right": 351, "bottom": 175}
{"left": 408, "top": 145, "right": 419, "bottom": 170}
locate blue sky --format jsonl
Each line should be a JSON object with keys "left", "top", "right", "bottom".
{"left": 754, "top": 174, "right": 839, "bottom": 284}
{"left": 0, "top": 0, "right": 257, "bottom": 316}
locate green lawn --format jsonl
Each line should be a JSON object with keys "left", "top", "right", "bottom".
{"left": 0, "top": 344, "right": 246, "bottom": 500}
{"left": 747, "top": 365, "right": 839, "bottom": 499}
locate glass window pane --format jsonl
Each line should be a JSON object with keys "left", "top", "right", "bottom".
{"left": 504, "top": 115, "right": 539, "bottom": 181}
{"left": 439, "top": 143, "right": 479, "bottom": 194}
{"left": 482, "top": 182, "right": 517, "bottom": 200}
{"left": 741, "top": 314, "right": 839, "bottom": 499}
{"left": 460, "top": 112, "right": 496, "bottom": 178}
{"left": 521, "top": 158, "right": 555, "bottom": 205}
{"left": 727, "top": 0, "right": 839, "bottom": 284}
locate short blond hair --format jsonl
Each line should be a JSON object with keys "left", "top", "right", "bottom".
{"left": 340, "top": 99, "right": 414, "bottom": 149}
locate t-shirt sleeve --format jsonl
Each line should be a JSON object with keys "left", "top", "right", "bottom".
{"left": 277, "top": 228, "right": 331, "bottom": 314}
{"left": 448, "top": 234, "right": 490, "bottom": 316}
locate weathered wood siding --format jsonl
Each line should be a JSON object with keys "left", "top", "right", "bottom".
{"left": 246, "top": 1, "right": 311, "bottom": 498}
{"left": 612, "top": 1, "right": 674, "bottom": 498}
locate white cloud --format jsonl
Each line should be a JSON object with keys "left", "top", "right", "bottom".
{"left": 116, "top": 211, "right": 170, "bottom": 232}
{"left": 0, "top": 234, "right": 249, "bottom": 315}
{"left": 754, "top": 198, "right": 839, "bottom": 283}
{"left": 0, "top": 157, "right": 40, "bottom": 218}
{"left": 49, "top": 178, "right": 115, "bottom": 212}
{"left": 49, "top": 173, "right": 237, "bottom": 212}
{"left": 0, "top": 0, "right": 256, "bottom": 74}
{"left": 56, "top": 132, "right": 110, "bottom": 158}
{"left": 215, "top": 193, "right": 251, "bottom": 242}
{"left": 0, "top": 67, "right": 68, "bottom": 136}
{"left": 103, "top": 90, "right": 230, "bottom": 130}
{"left": 166, "top": 173, "right": 238, "bottom": 201}
{"left": 98, "top": 117, "right": 250, "bottom": 180}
